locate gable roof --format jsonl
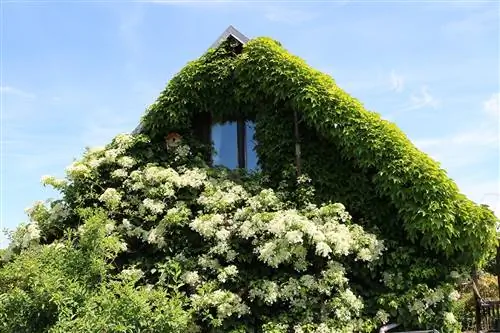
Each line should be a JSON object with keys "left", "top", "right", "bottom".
{"left": 209, "top": 25, "right": 249, "bottom": 49}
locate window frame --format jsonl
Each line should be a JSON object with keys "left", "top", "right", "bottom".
{"left": 200, "top": 117, "right": 255, "bottom": 170}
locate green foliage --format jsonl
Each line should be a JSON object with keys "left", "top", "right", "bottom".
{"left": 141, "top": 37, "right": 497, "bottom": 267}
{"left": 136, "top": 37, "right": 497, "bottom": 330}
{"left": 0, "top": 208, "right": 193, "bottom": 333}
{"left": 1, "top": 36, "right": 497, "bottom": 332}
{"left": 2, "top": 136, "right": 390, "bottom": 332}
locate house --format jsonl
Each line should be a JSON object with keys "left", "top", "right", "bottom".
{"left": 133, "top": 25, "right": 496, "bottom": 278}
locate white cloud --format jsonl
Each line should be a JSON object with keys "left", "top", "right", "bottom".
{"left": 402, "top": 85, "right": 440, "bottom": 111}
{"left": 0, "top": 86, "right": 35, "bottom": 99}
{"left": 390, "top": 70, "right": 404, "bottom": 92}
{"left": 483, "top": 92, "right": 499, "bottom": 118}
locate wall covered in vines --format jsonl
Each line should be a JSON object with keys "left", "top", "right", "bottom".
{"left": 138, "top": 37, "right": 498, "bottom": 329}
{"left": 141, "top": 37, "right": 496, "bottom": 263}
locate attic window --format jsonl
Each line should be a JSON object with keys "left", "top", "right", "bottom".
{"left": 212, "top": 120, "right": 257, "bottom": 170}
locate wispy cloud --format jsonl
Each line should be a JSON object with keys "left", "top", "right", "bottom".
{"left": 483, "top": 92, "right": 499, "bottom": 118}
{"left": 0, "top": 86, "right": 35, "bottom": 99}
{"left": 401, "top": 85, "right": 440, "bottom": 111}
{"left": 390, "top": 70, "right": 404, "bottom": 93}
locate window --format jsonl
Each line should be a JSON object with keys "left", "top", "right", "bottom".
{"left": 211, "top": 120, "right": 258, "bottom": 170}
{"left": 212, "top": 122, "right": 238, "bottom": 169}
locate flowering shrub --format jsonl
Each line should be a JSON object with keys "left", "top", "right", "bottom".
{"left": 0, "top": 133, "right": 473, "bottom": 332}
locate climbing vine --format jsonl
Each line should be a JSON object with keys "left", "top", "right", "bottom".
{"left": 0, "top": 36, "right": 497, "bottom": 332}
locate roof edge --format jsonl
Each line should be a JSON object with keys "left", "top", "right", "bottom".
{"left": 209, "top": 25, "right": 249, "bottom": 49}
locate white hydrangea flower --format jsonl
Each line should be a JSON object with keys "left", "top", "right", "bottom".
{"left": 183, "top": 271, "right": 201, "bottom": 286}
{"left": 174, "top": 144, "right": 191, "bottom": 160}
{"left": 217, "top": 265, "right": 239, "bottom": 283}
{"left": 113, "top": 133, "right": 135, "bottom": 150}
{"left": 190, "top": 214, "right": 225, "bottom": 238}
{"left": 21, "top": 222, "right": 41, "bottom": 247}
{"left": 249, "top": 280, "right": 280, "bottom": 305}
{"left": 142, "top": 198, "right": 165, "bottom": 215}
{"left": 315, "top": 242, "right": 332, "bottom": 258}
{"left": 315, "top": 323, "right": 331, "bottom": 333}
{"left": 111, "top": 169, "right": 128, "bottom": 179}
{"left": 285, "top": 230, "right": 304, "bottom": 244}
{"left": 120, "top": 268, "right": 144, "bottom": 281}
{"left": 147, "top": 228, "right": 165, "bottom": 247}
{"left": 198, "top": 255, "right": 221, "bottom": 270}
{"left": 448, "top": 290, "right": 460, "bottom": 301}
{"left": 88, "top": 157, "right": 106, "bottom": 169}
{"left": 191, "top": 289, "right": 249, "bottom": 320}
{"left": 215, "top": 228, "right": 231, "bottom": 241}
{"left": 40, "top": 175, "right": 67, "bottom": 188}
{"left": 409, "top": 300, "right": 426, "bottom": 314}
{"left": 176, "top": 168, "right": 207, "bottom": 188}
{"left": 443, "top": 312, "right": 457, "bottom": 325}
{"left": 375, "top": 309, "right": 389, "bottom": 324}
{"left": 119, "top": 242, "right": 128, "bottom": 252}
{"left": 104, "top": 149, "right": 122, "bottom": 162}
{"left": 99, "top": 188, "right": 122, "bottom": 209}
{"left": 122, "top": 219, "right": 132, "bottom": 229}
{"left": 66, "top": 162, "right": 91, "bottom": 179}
{"left": 425, "top": 288, "right": 445, "bottom": 305}
{"left": 117, "top": 156, "right": 136, "bottom": 169}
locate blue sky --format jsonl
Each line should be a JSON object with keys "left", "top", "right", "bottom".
{"left": 1, "top": 0, "right": 499, "bottom": 246}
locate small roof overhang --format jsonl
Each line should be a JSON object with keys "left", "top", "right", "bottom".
{"left": 209, "top": 25, "right": 249, "bottom": 49}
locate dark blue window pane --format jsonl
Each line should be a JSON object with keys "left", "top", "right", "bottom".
{"left": 212, "top": 122, "right": 238, "bottom": 169}
{"left": 246, "top": 121, "right": 258, "bottom": 171}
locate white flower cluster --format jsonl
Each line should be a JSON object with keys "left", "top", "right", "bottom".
{"left": 147, "top": 227, "right": 166, "bottom": 247}
{"left": 111, "top": 169, "right": 128, "bottom": 179}
{"left": 119, "top": 267, "right": 144, "bottom": 282}
{"left": 66, "top": 162, "right": 91, "bottom": 179}
{"left": 22, "top": 222, "right": 41, "bottom": 247}
{"left": 113, "top": 133, "right": 135, "bottom": 150}
{"left": 183, "top": 271, "right": 201, "bottom": 286}
{"left": 173, "top": 144, "right": 191, "bottom": 161}
{"left": 191, "top": 288, "right": 250, "bottom": 323}
{"left": 142, "top": 198, "right": 165, "bottom": 215}
{"left": 117, "top": 156, "right": 136, "bottom": 169}
{"left": 127, "top": 165, "right": 207, "bottom": 196}
{"left": 41, "top": 175, "right": 68, "bottom": 189}
{"left": 4, "top": 222, "right": 42, "bottom": 258}
{"left": 99, "top": 188, "right": 122, "bottom": 210}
